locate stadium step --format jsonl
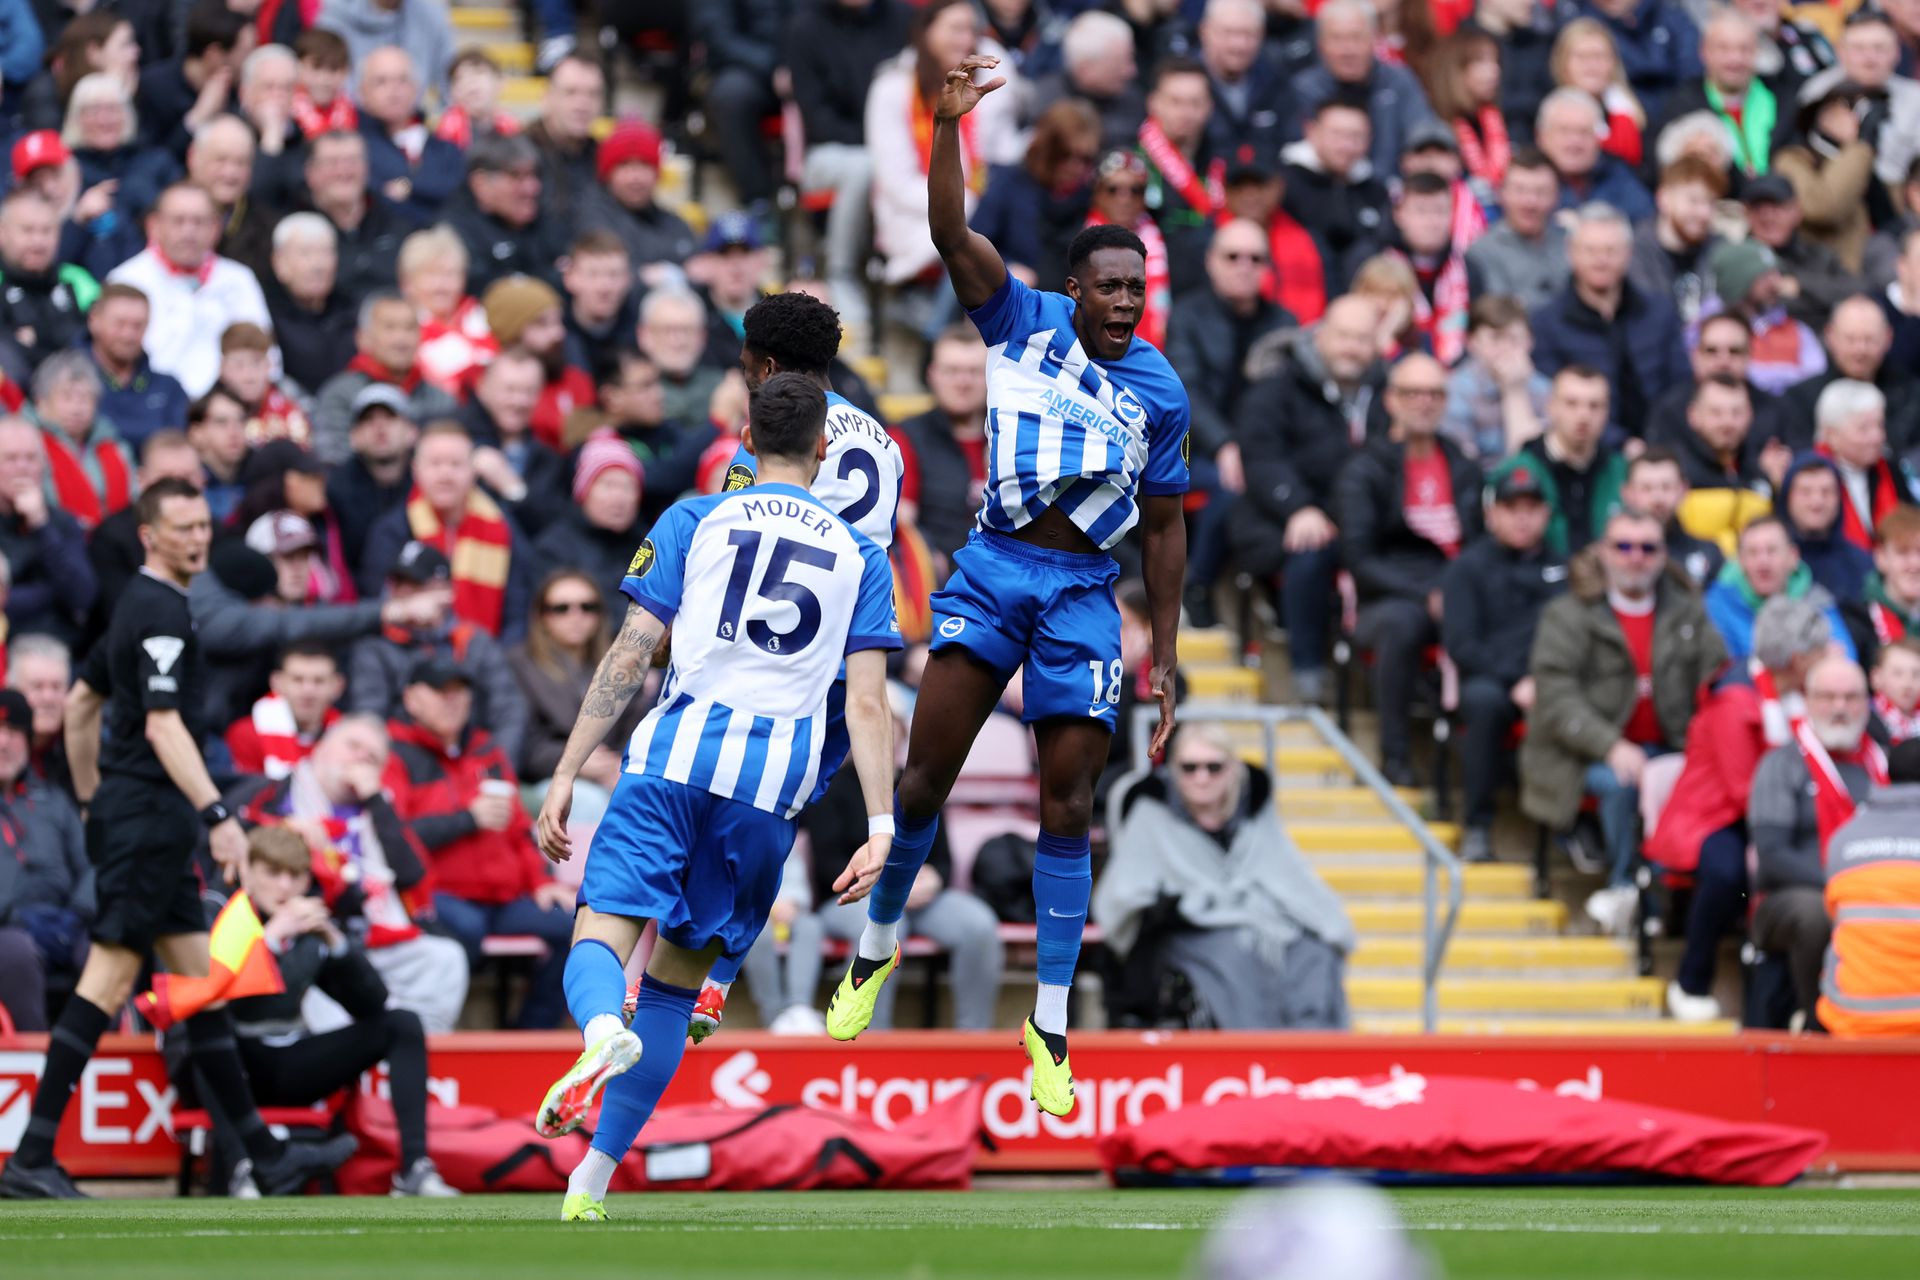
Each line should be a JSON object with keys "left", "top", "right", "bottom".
{"left": 1347, "top": 976, "right": 1666, "bottom": 1016}
{"left": 1180, "top": 629, "right": 1236, "bottom": 665}
{"left": 1319, "top": 862, "right": 1533, "bottom": 901}
{"left": 1353, "top": 1015, "right": 1740, "bottom": 1036}
{"left": 1350, "top": 935, "right": 1633, "bottom": 974}
{"left": 500, "top": 77, "right": 548, "bottom": 108}
{"left": 451, "top": 6, "right": 517, "bottom": 31}
{"left": 1185, "top": 666, "right": 1263, "bottom": 701}
{"left": 1347, "top": 899, "right": 1568, "bottom": 936}
{"left": 1269, "top": 786, "right": 1420, "bottom": 819}
{"left": 1291, "top": 822, "right": 1459, "bottom": 853}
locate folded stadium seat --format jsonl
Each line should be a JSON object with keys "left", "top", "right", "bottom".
{"left": 1633, "top": 752, "right": 1691, "bottom": 974}
{"left": 946, "top": 712, "right": 1038, "bottom": 807}
{"left": 479, "top": 935, "right": 551, "bottom": 1028}
{"left": 941, "top": 809, "right": 1040, "bottom": 894}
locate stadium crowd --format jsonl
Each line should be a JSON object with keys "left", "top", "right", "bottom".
{"left": 0, "top": 0, "right": 1917, "bottom": 1054}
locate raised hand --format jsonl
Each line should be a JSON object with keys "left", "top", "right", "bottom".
{"left": 935, "top": 54, "right": 1006, "bottom": 121}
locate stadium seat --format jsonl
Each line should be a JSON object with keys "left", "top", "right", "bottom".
{"left": 947, "top": 713, "right": 1037, "bottom": 807}
{"left": 480, "top": 936, "right": 551, "bottom": 1028}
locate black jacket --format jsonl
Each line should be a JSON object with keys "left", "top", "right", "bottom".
{"left": 696, "top": 0, "right": 787, "bottom": 75}
{"left": 895, "top": 408, "right": 981, "bottom": 567}
{"left": 969, "top": 164, "right": 1088, "bottom": 291}
{"left": 0, "top": 508, "right": 98, "bottom": 649}
{"left": 1770, "top": 232, "right": 1863, "bottom": 331}
{"left": 1279, "top": 150, "right": 1391, "bottom": 294}
{"left": 357, "top": 114, "right": 465, "bottom": 227}
{"left": 228, "top": 926, "right": 393, "bottom": 1037}
{"left": 0, "top": 260, "right": 94, "bottom": 368}
{"left": 1164, "top": 289, "right": 1295, "bottom": 457}
{"left": 137, "top": 58, "right": 227, "bottom": 159}
{"left": 1645, "top": 79, "right": 1797, "bottom": 194}
{"left": 532, "top": 510, "right": 646, "bottom": 618}
{"left": 603, "top": 418, "right": 712, "bottom": 526}
{"left": 264, "top": 276, "right": 359, "bottom": 395}
{"left": 1645, "top": 378, "right": 1788, "bottom": 455}
{"left": 574, "top": 187, "right": 698, "bottom": 272}
{"left": 458, "top": 400, "right": 569, "bottom": 537}
{"left": 1205, "top": 60, "right": 1295, "bottom": 169}
{"left": 1529, "top": 282, "right": 1689, "bottom": 436}
{"left": 1781, "top": 365, "right": 1920, "bottom": 455}
{"left": 442, "top": 189, "right": 565, "bottom": 294}
{"left": 85, "top": 503, "right": 143, "bottom": 645}
{"left": 1442, "top": 535, "right": 1569, "bottom": 687}
{"left": 1496, "top": 22, "right": 1559, "bottom": 146}
{"left": 327, "top": 455, "right": 412, "bottom": 574}
{"left": 1233, "top": 334, "right": 1384, "bottom": 530}
{"left": 803, "top": 762, "right": 952, "bottom": 908}
{"left": 787, "top": 0, "right": 913, "bottom": 147}
{"left": 315, "top": 195, "right": 411, "bottom": 304}
{"left": 1334, "top": 435, "right": 1484, "bottom": 606}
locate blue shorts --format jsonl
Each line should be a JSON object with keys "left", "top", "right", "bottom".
{"left": 581, "top": 772, "right": 796, "bottom": 955}
{"left": 931, "top": 529, "right": 1122, "bottom": 732}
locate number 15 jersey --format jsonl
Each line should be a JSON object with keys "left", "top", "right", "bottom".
{"left": 620, "top": 482, "right": 902, "bottom": 818}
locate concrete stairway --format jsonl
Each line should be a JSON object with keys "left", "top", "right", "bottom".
{"left": 1176, "top": 628, "right": 1732, "bottom": 1035}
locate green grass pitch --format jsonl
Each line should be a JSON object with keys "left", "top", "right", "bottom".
{"left": 3, "top": 1187, "right": 1918, "bottom": 1279}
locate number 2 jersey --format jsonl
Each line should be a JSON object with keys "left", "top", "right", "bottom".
{"left": 619, "top": 482, "right": 902, "bottom": 818}
{"left": 726, "top": 391, "right": 904, "bottom": 550}
{"left": 968, "top": 274, "right": 1190, "bottom": 549}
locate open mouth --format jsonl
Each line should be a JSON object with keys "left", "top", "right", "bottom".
{"left": 1103, "top": 322, "right": 1131, "bottom": 345}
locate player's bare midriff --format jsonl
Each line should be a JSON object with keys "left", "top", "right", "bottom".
{"left": 1010, "top": 505, "right": 1101, "bottom": 556}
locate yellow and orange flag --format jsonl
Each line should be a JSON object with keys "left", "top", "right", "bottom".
{"left": 135, "top": 891, "right": 285, "bottom": 1029}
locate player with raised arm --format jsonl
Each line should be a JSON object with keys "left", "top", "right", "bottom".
{"left": 530, "top": 373, "right": 902, "bottom": 1223}
{"left": 685, "top": 291, "right": 907, "bottom": 1042}
{"left": 824, "top": 55, "right": 1189, "bottom": 1117}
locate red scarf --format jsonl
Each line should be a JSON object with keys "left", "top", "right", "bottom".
{"left": 910, "top": 82, "right": 983, "bottom": 193}
{"left": 346, "top": 351, "right": 424, "bottom": 395}
{"left": 41, "top": 427, "right": 131, "bottom": 531}
{"left": 1262, "top": 211, "right": 1327, "bottom": 324}
{"left": 1874, "top": 693, "right": 1920, "bottom": 743}
{"left": 1084, "top": 211, "right": 1170, "bottom": 348}
{"left": 244, "top": 385, "right": 312, "bottom": 449}
{"left": 406, "top": 487, "right": 513, "bottom": 635}
{"left": 247, "top": 696, "right": 339, "bottom": 780}
{"left": 1750, "top": 658, "right": 1796, "bottom": 746}
{"left": 150, "top": 242, "right": 214, "bottom": 286}
{"left": 1389, "top": 247, "right": 1472, "bottom": 365}
{"left": 1138, "top": 117, "right": 1223, "bottom": 218}
{"left": 1792, "top": 717, "right": 1888, "bottom": 865}
{"left": 1870, "top": 601, "right": 1907, "bottom": 646}
{"left": 1453, "top": 107, "right": 1511, "bottom": 192}
{"left": 290, "top": 86, "right": 356, "bottom": 139}
{"left": 1817, "top": 446, "right": 1901, "bottom": 549}
{"left": 433, "top": 104, "right": 522, "bottom": 150}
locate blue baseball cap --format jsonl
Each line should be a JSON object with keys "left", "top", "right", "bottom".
{"left": 702, "top": 211, "right": 763, "bottom": 253}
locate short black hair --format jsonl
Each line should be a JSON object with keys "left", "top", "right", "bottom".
{"left": 1150, "top": 55, "right": 1209, "bottom": 94}
{"left": 746, "top": 372, "right": 827, "bottom": 462}
{"left": 277, "top": 641, "right": 339, "bottom": 671}
{"left": 137, "top": 475, "right": 204, "bottom": 527}
{"left": 1401, "top": 171, "right": 1451, "bottom": 199}
{"left": 1313, "top": 87, "right": 1372, "bottom": 120}
{"left": 186, "top": 0, "right": 249, "bottom": 58}
{"left": 742, "top": 292, "right": 842, "bottom": 376}
{"left": 187, "top": 386, "right": 243, "bottom": 427}
{"left": 1066, "top": 224, "right": 1147, "bottom": 278}
{"left": 1508, "top": 146, "right": 1554, "bottom": 174}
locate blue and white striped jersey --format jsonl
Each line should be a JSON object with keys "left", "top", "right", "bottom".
{"left": 726, "top": 392, "right": 905, "bottom": 550}
{"left": 968, "top": 275, "right": 1191, "bottom": 550}
{"left": 618, "top": 483, "right": 902, "bottom": 817}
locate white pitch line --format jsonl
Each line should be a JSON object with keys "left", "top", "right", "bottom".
{"left": 1405, "top": 1222, "right": 1920, "bottom": 1239}
{"left": 0, "top": 1221, "right": 1201, "bottom": 1244}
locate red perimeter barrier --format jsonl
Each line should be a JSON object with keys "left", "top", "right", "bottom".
{"left": 5, "top": 1031, "right": 1920, "bottom": 1178}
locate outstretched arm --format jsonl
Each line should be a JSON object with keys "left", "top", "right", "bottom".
{"left": 1140, "top": 494, "right": 1185, "bottom": 758}
{"left": 929, "top": 54, "right": 1010, "bottom": 311}
{"left": 535, "top": 602, "right": 666, "bottom": 862}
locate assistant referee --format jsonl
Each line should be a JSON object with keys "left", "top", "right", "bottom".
{"left": 0, "top": 477, "right": 353, "bottom": 1200}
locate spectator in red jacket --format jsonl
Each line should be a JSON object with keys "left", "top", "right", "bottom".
{"left": 1644, "top": 595, "right": 1833, "bottom": 1021}
{"left": 225, "top": 643, "right": 345, "bottom": 780}
{"left": 381, "top": 653, "right": 573, "bottom": 1027}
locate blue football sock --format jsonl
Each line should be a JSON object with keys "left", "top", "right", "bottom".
{"left": 865, "top": 797, "right": 939, "bottom": 927}
{"left": 705, "top": 953, "right": 743, "bottom": 987}
{"left": 1031, "top": 829, "right": 1092, "bottom": 988}
{"left": 563, "top": 939, "right": 627, "bottom": 1032}
{"left": 590, "top": 974, "right": 700, "bottom": 1159}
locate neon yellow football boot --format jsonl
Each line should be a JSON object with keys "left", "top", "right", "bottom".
{"left": 561, "top": 1191, "right": 608, "bottom": 1222}
{"left": 1022, "top": 1017, "right": 1075, "bottom": 1117}
{"left": 825, "top": 948, "right": 900, "bottom": 1040}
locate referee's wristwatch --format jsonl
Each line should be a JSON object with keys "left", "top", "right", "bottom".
{"left": 199, "top": 800, "right": 235, "bottom": 830}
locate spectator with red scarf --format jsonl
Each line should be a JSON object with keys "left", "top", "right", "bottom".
{"left": 358, "top": 424, "right": 533, "bottom": 643}
{"left": 1749, "top": 654, "right": 1885, "bottom": 1028}
{"left": 26, "top": 351, "right": 133, "bottom": 533}
{"left": 1136, "top": 57, "right": 1222, "bottom": 296}
{"left": 225, "top": 643, "right": 346, "bottom": 780}
{"left": 1083, "top": 151, "right": 1171, "bottom": 348}
{"left": 1646, "top": 596, "right": 1833, "bottom": 1022}
{"left": 1381, "top": 171, "right": 1480, "bottom": 364}
{"left": 1842, "top": 505, "right": 1920, "bottom": 665}
{"left": 1334, "top": 353, "right": 1483, "bottom": 784}
{"left": 220, "top": 322, "right": 311, "bottom": 449}
{"left": 433, "top": 48, "right": 520, "bottom": 152}
{"left": 381, "top": 654, "right": 574, "bottom": 1029}
{"left": 1281, "top": 92, "right": 1393, "bottom": 296}
{"left": 1814, "top": 379, "right": 1916, "bottom": 551}
{"left": 291, "top": 29, "right": 356, "bottom": 139}
{"left": 311, "top": 291, "right": 460, "bottom": 466}
{"left": 1427, "top": 28, "right": 1513, "bottom": 213}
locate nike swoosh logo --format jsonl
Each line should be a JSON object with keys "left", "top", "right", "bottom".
{"left": 1048, "top": 908, "right": 1085, "bottom": 919}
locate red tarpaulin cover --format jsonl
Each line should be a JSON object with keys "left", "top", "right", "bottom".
{"left": 336, "top": 1083, "right": 983, "bottom": 1195}
{"left": 1098, "top": 1073, "right": 1827, "bottom": 1186}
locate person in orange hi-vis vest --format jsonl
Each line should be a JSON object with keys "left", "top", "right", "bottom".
{"left": 1819, "top": 736, "right": 1920, "bottom": 1037}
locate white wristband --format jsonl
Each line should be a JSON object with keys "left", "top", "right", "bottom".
{"left": 868, "top": 815, "right": 896, "bottom": 838}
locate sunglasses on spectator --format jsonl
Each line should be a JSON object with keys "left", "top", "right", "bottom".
{"left": 1392, "top": 386, "right": 1447, "bottom": 400}
{"left": 1178, "top": 760, "right": 1228, "bottom": 775}
{"left": 1611, "top": 541, "right": 1661, "bottom": 556}
{"left": 544, "top": 600, "right": 602, "bottom": 616}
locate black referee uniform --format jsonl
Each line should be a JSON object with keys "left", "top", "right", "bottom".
{"left": 82, "top": 568, "right": 212, "bottom": 949}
